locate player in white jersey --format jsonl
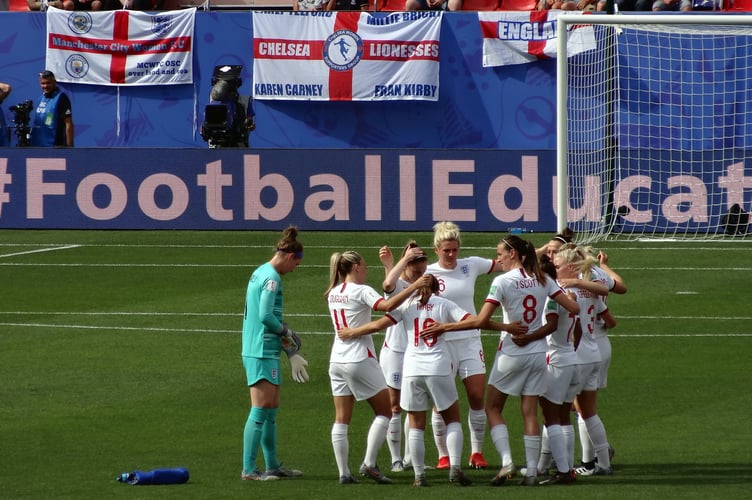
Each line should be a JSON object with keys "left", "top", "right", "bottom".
{"left": 339, "top": 275, "right": 474, "bottom": 487}
{"left": 424, "top": 235, "right": 580, "bottom": 486}
{"left": 325, "top": 250, "right": 430, "bottom": 485}
{"left": 425, "top": 221, "right": 504, "bottom": 470}
{"left": 559, "top": 246, "right": 624, "bottom": 475}
{"left": 533, "top": 255, "right": 583, "bottom": 485}
{"left": 377, "top": 241, "right": 429, "bottom": 472}
{"left": 555, "top": 246, "right": 614, "bottom": 476}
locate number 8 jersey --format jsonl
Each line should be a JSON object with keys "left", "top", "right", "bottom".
{"left": 485, "top": 268, "right": 565, "bottom": 357}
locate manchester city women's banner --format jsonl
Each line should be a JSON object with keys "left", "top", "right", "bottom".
{"left": 252, "top": 11, "right": 442, "bottom": 102}
{"left": 45, "top": 7, "right": 196, "bottom": 85}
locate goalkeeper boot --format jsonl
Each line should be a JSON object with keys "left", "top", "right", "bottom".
{"left": 265, "top": 464, "right": 303, "bottom": 478}
{"left": 241, "top": 469, "right": 279, "bottom": 481}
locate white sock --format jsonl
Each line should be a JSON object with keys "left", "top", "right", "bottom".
{"left": 490, "top": 424, "right": 513, "bottom": 467}
{"left": 446, "top": 422, "right": 464, "bottom": 469}
{"left": 409, "top": 428, "right": 425, "bottom": 477}
{"left": 546, "top": 425, "right": 569, "bottom": 474}
{"left": 387, "top": 413, "right": 402, "bottom": 463}
{"left": 468, "top": 408, "right": 486, "bottom": 454}
{"left": 363, "top": 415, "right": 389, "bottom": 467}
{"left": 577, "top": 413, "right": 595, "bottom": 463}
{"left": 523, "top": 434, "right": 541, "bottom": 477}
{"left": 432, "top": 410, "right": 449, "bottom": 457}
{"left": 331, "top": 423, "right": 350, "bottom": 477}
{"left": 562, "top": 424, "right": 575, "bottom": 470}
{"left": 584, "top": 415, "right": 611, "bottom": 468}
{"left": 403, "top": 416, "right": 412, "bottom": 464}
{"left": 537, "top": 426, "right": 552, "bottom": 473}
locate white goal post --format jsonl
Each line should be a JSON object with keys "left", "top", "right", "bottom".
{"left": 556, "top": 14, "right": 752, "bottom": 243}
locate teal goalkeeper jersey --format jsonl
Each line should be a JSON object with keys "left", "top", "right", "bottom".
{"left": 242, "top": 262, "right": 284, "bottom": 359}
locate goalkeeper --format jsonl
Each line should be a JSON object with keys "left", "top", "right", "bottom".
{"left": 240, "top": 226, "right": 309, "bottom": 481}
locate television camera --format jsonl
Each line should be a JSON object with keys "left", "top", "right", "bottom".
{"left": 200, "top": 65, "right": 255, "bottom": 148}
{"left": 9, "top": 99, "right": 33, "bottom": 147}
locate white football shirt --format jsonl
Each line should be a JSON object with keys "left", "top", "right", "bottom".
{"left": 328, "top": 282, "right": 385, "bottom": 363}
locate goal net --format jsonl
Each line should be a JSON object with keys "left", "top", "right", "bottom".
{"left": 556, "top": 14, "right": 752, "bottom": 243}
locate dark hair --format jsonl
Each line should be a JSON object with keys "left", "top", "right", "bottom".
{"left": 539, "top": 254, "right": 557, "bottom": 280}
{"left": 39, "top": 70, "right": 56, "bottom": 81}
{"left": 275, "top": 225, "right": 303, "bottom": 257}
{"left": 414, "top": 274, "right": 440, "bottom": 306}
{"left": 551, "top": 227, "right": 575, "bottom": 245}
{"left": 402, "top": 240, "right": 428, "bottom": 262}
{"left": 501, "top": 235, "right": 547, "bottom": 285}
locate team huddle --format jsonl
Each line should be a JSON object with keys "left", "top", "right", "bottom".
{"left": 240, "top": 222, "right": 626, "bottom": 486}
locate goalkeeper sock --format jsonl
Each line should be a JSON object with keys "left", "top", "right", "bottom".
{"left": 331, "top": 423, "right": 350, "bottom": 477}
{"left": 261, "top": 407, "right": 279, "bottom": 471}
{"left": 242, "top": 407, "right": 268, "bottom": 474}
{"left": 432, "top": 410, "right": 449, "bottom": 458}
{"left": 363, "top": 415, "right": 389, "bottom": 467}
{"left": 387, "top": 413, "right": 403, "bottom": 463}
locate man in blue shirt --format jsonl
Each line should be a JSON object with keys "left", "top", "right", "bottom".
{"left": 31, "top": 70, "right": 74, "bottom": 147}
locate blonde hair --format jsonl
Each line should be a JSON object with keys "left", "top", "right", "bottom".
{"left": 324, "top": 251, "right": 362, "bottom": 298}
{"left": 433, "top": 221, "right": 461, "bottom": 249}
{"left": 556, "top": 246, "right": 598, "bottom": 277}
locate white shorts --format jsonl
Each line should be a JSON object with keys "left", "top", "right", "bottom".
{"left": 542, "top": 363, "right": 580, "bottom": 405}
{"left": 578, "top": 361, "right": 600, "bottom": 393}
{"left": 400, "top": 373, "right": 459, "bottom": 412}
{"left": 445, "top": 336, "right": 486, "bottom": 379}
{"left": 379, "top": 346, "right": 405, "bottom": 390}
{"left": 329, "top": 358, "right": 388, "bottom": 401}
{"left": 595, "top": 335, "right": 612, "bottom": 389}
{"left": 488, "top": 352, "right": 546, "bottom": 397}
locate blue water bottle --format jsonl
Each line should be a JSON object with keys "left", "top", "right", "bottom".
{"left": 509, "top": 227, "right": 532, "bottom": 235}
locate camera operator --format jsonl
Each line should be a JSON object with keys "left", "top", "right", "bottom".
{"left": 0, "top": 81, "right": 10, "bottom": 147}
{"left": 31, "top": 70, "right": 74, "bottom": 148}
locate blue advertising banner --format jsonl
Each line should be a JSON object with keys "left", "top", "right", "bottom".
{"left": 0, "top": 148, "right": 557, "bottom": 230}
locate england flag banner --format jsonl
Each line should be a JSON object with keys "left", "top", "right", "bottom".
{"left": 45, "top": 7, "right": 195, "bottom": 85}
{"left": 252, "top": 11, "right": 442, "bottom": 102}
{"left": 479, "top": 11, "right": 595, "bottom": 68}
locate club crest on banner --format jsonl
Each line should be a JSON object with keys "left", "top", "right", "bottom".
{"left": 65, "top": 54, "right": 90, "bottom": 79}
{"left": 323, "top": 30, "right": 363, "bottom": 72}
{"left": 68, "top": 12, "right": 92, "bottom": 34}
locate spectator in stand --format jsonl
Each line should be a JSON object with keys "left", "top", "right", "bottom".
{"left": 0, "top": 82, "right": 10, "bottom": 147}
{"left": 651, "top": 0, "right": 692, "bottom": 10}
{"left": 26, "top": 0, "right": 67, "bottom": 9}
{"left": 31, "top": 70, "right": 74, "bottom": 148}
{"left": 294, "top": 0, "right": 328, "bottom": 10}
{"left": 406, "top": 0, "right": 461, "bottom": 12}
{"left": 327, "top": 0, "right": 369, "bottom": 9}
{"left": 596, "top": 0, "right": 653, "bottom": 10}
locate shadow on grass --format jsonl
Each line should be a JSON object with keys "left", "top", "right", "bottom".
{"left": 578, "top": 463, "right": 750, "bottom": 486}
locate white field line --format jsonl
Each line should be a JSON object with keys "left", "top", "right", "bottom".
{"left": 0, "top": 322, "right": 749, "bottom": 337}
{"left": 0, "top": 262, "right": 748, "bottom": 271}
{"left": 0, "top": 244, "right": 81, "bottom": 258}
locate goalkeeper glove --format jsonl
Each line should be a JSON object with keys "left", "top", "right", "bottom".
{"left": 286, "top": 353, "right": 309, "bottom": 384}
{"left": 280, "top": 323, "right": 302, "bottom": 356}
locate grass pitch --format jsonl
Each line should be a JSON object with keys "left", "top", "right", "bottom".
{"left": 0, "top": 230, "right": 749, "bottom": 499}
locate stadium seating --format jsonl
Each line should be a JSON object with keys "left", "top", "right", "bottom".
{"left": 376, "top": 0, "right": 405, "bottom": 9}
{"left": 497, "top": 0, "right": 536, "bottom": 8}
{"left": 724, "top": 0, "right": 752, "bottom": 9}
{"left": 460, "top": 0, "right": 500, "bottom": 9}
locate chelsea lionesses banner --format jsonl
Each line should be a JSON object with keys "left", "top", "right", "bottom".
{"left": 478, "top": 11, "right": 595, "bottom": 67}
{"left": 45, "top": 7, "right": 195, "bottom": 85}
{"left": 252, "top": 12, "right": 442, "bottom": 102}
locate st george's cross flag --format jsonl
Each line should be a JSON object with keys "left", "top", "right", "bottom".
{"left": 252, "top": 11, "right": 443, "bottom": 102}
{"left": 478, "top": 11, "right": 596, "bottom": 67}
{"left": 45, "top": 7, "right": 195, "bottom": 85}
